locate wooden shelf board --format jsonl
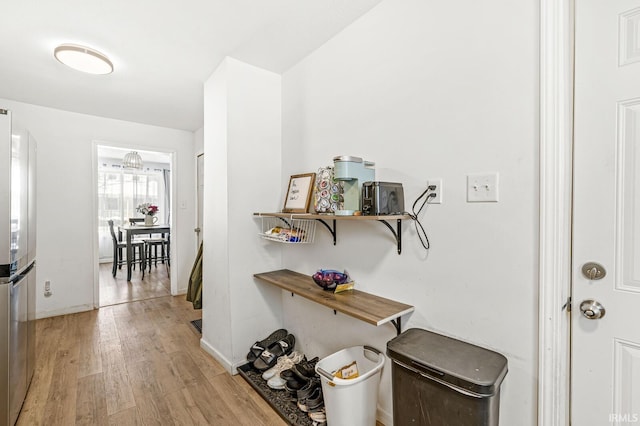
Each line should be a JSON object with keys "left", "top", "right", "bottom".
{"left": 254, "top": 212, "right": 411, "bottom": 221}
{"left": 254, "top": 269, "right": 414, "bottom": 327}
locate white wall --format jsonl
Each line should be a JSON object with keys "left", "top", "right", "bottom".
{"left": 0, "top": 98, "right": 197, "bottom": 318}
{"left": 194, "top": 126, "right": 204, "bottom": 155}
{"left": 279, "top": 0, "right": 539, "bottom": 424}
{"left": 201, "top": 58, "right": 283, "bottom": 371}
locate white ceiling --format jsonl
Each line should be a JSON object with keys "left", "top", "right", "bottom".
{"left": 0, "top": 0, "right": 383, "bottom": 131}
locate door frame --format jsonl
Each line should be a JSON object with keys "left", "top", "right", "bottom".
{"left": 196, "top": 152, "right": 204, "bottom": 249}
{"left": 90, "top": 140, "right": 178, "bottom": 307}
{"left": 539, "top": 0, "right": 573, "bottom": 424}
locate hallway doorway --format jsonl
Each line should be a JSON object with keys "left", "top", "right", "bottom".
{"left": 95, "top": 145, "right": 173, "bottom": 307}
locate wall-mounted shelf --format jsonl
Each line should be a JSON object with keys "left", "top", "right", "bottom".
{"left": 254, "top": 212, "right": 412, "bottom": 254}
{"left": 254, "top": 269, "right": 414, "bottom": 335}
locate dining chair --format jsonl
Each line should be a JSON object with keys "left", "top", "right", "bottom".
{"left": 144, "top": 234, "right": 170, "bottom": 274}
{"left": 108, "top": 220, "right": 145, "bottom": 278}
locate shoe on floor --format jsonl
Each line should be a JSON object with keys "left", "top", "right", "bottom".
{"left": 280, "top": 366, "right": 308, "bottom": 395}
{"left": 293, "top": 356, "right": 319, "bottom": 380}
{"left": 309, "top": 408, "right": 326, "bottom": 423}
{"left": 305, "top": 386, "right": 324, "bottom": 412}
{"left": 296, "top": 378, "right": 321, "bottom": 412}
{"left": 246, "top": 328, "right": 288, "bottom": 363}
{"left": 267, "top": 378, "right": 286, "bottom": 390}
{"left": 253, "top": 334, "right": 296, "bottom": 371}
{"left": 262, "top": 351, "right": 303, "bottom": 380}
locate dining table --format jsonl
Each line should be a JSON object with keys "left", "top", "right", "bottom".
{"left": 118, "top": 223, "right": 171, "bottom": 281}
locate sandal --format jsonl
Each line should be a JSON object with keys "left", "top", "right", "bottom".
{"left": 246, "top": 328, "right": 288, "bottom": 363}
{"left": 253, "top": 334, "right": 296, "bottom": 370}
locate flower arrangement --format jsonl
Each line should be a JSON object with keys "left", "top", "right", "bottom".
{"left": 136, "top": 203, "right": 159, "bottom": 216}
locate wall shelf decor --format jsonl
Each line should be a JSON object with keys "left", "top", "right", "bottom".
{"left": 254, "top": 212, "right": 411, "bottom": 254}
{"left": 254, "top": 269, "right": 414, "bottom": 336}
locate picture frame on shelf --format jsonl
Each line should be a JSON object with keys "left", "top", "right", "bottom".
{"left": 282, "top": 172, "right": 316, "bottom": 213}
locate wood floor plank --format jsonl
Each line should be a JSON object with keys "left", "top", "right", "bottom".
{"left": 101, "top": 339, "right": 136, "bottom": 415}
{"left": 77, "top": 326, "right": 104, "bottom": 378}
{"left": 100, "top": 262, "right": 171, "bottom": 307}
{"left": 96, "top": 308, "right": 120, "bottom": 342}
{"left": 208, "top": 373, "right": 277, "bottom": 426}
{"left": 120, "top": 330, "right": 164, "bottom": 365}
{"left": 164, "top": 388, "right": 209, "bottom": 426}
{"left": 156, "top": 323, "right": 196, "bottom": 355}
{"left": 108, "top": 407, "right": 143, "bottom": 426}
{"left": 231, "top": 374, "right": 288, "bottom": 425}
{"left": 102, "top": 368, "right": 137, "bottom": 416}
{"left": 75, "top": 373, "right": 109, "bottom": 426}
{"left": 16, "top": 294, "right": 289, "bottom": 426}
{"left": 167, "top": 350, "right": 207, "bottom": 388}
{"left": 42, "top": 348, "right": 80, "bottom": 426}
{"left": 183, "top": 379, "right": 239, "bottom": 425}
{"left": 186, "top": 345, "right": 228, "bottom": 383}
{"left": 126, "top": 353, "right": 184, "bottom": 402}
{"left": 132, "top": 392, "right": 175, "bottom": 426}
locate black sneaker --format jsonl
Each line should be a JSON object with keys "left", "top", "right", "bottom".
{"left": 306, "top": 386, "right": 324, "bottom": 412}
{"left": 293, "top": 356, "right": 319, "bottom": 381}
{"left": 296, "top": 377, "right": 320, "bottom": 402}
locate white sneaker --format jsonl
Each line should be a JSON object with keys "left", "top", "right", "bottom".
{"left": 262, "top": 351, "right": 303, "bottom": 380}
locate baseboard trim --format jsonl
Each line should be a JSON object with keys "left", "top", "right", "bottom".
{"left": 200, "top": 337, "right": 235, "bottom": 374}
{"left": 377, "top": 406, "right": 392, "bottom": 426}
{"left": 36, "top": 303, "right": 94, "bottom": 319}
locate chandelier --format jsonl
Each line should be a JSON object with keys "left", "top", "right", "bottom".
{"left": 122, "top": 151, "right": 143, "bottom": 169}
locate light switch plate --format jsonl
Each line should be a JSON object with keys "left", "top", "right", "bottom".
{"left": 467, "top": 173, "right": 499, "bottom": 202}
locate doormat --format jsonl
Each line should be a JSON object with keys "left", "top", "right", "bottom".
{"left": 190, "top": 319, "right": 202, "bottom": 334}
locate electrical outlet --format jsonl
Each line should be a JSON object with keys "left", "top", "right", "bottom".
{"left": 44, "top": 280, "right": 52, "bottom": 297}
{"left": 427, "top": 179, "right": 443, "bottom": 204}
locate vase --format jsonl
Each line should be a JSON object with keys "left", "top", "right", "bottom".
{"left": 144, "top": 215, "right": 157, "bottom": 226}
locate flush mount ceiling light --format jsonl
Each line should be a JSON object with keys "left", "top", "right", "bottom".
{"left": 54, "top": 44, "right": 113, "bottom": 75}
{"left": 123, "top": 151, "right": 143, "bottom": 169}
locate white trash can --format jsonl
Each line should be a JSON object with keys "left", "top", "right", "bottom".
{"left": 315, "top": 345, "right": 385, "bottom": 426}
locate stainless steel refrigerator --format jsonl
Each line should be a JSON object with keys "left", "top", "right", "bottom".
{"left": 0, "top": 109, "right": 36, "bottom": 426}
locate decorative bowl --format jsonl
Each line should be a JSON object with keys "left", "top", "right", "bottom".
{"left": 312, "top": 269, "right": 350, "bottom": 291}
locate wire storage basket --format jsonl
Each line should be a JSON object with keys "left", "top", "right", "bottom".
{"left": 259, "top": 216, "right": 316, "bottom": 243}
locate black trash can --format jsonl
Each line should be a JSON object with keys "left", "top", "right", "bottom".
{"left": 387, "top": 328, "right": 508, "bottom": 426}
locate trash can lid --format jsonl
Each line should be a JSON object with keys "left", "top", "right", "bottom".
{"left": 387, "top": 328, "right": 508, "bottom": 396}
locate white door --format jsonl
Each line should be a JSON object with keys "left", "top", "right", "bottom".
{"left": 196, "top": 154, "right": 204, "bottom": 247}
{"left": 573, "top": 0, "right": 640, "bottom": 424}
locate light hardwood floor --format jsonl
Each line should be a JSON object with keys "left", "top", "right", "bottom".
{"left": 16, "top": 295, "right": 287, "bottom": 426}
{"left": 99, "top": 262, "right": 171, "bottom": 307}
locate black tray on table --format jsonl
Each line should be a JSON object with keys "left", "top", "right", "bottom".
{"left": 237, "top": 363, "right": 313, "bottom": 426}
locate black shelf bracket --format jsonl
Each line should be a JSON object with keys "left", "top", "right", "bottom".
{"left": 390, "top": 316, "right": 403, "bottom": 336}
{"left": 277, "top": 217, "right": 292, "bottom": 228}
{"left": 315, "top": 219, "right": 337, "bottom": 245}
{"left": 379, "top": 219, "right": 402, "bottom": 254}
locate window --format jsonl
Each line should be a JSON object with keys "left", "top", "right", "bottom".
{"left": 97, "top": 161, "right": 170, "bottom": 261}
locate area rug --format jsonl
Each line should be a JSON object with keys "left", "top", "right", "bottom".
{"left": 190, "top": 319, "right": 202, "bottom": 334}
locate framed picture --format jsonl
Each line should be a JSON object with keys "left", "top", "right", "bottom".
{"left": 282, "top": 173, "right": 316, "bottom": 213}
